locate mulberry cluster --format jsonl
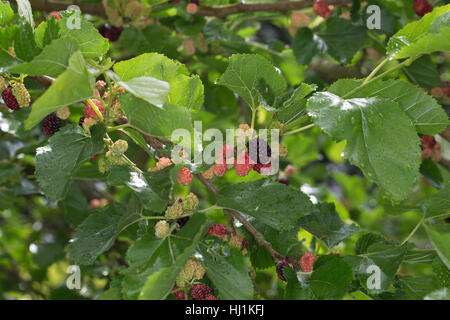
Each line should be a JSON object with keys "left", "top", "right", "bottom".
{"left": 276, "top": 259, "right": 293, "bottom": 282}
{"left": 190, "top": 284, "right": 215, "bottom": 300}
{"left": 42, "top": 113, "right": 62, "bottom": 136}
{"left": 83, "top": 99, "right": 105, "bottom": 121}
{"left": 1, "top": 87, "right": 19, "bottom": 110}
{"left": 98, "top": 25, "right": 124, "bottom": 42}
{"left": 177, "top": 167, "right": 193, "bottom": 186}
{"left": 299, "top": 253, "right": 316, "bottom": 273}
{"left": 154, "top": 220, "right": 171, "bottom": 238}
{"left": 165, "top": 193, "right": 199, "bottom": 221}
{"left": 208, "top": 224, "right": 227, "bottom": 238}
{"left": 313, "top": 0, "right": 331, "bottom": 19}
{"left": 172, "top": 286, "right": 186, "bottom": 300}
{"left": 176, "top": 259, "right": 205, "bottom": 288}
{"left": 421, "top": 135, "right": 441, "bottom": 162}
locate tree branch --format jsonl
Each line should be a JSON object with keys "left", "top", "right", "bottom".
{"left": 29, "top": 0, "right": 351, "bottom": 19}
{"left": 195, "top": 173, "right": 283, "bottom": 261}
{"left": 197, "top": 0, "right": 350, "bottom": 18}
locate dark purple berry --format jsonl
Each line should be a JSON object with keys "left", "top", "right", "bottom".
{"left": 2, "top": 87, "right": 20, "bottom": 110}
{"left": 276, "top": 259, "right": 291, "bottom": 282}
{"left": 176, "top": 216, "right": 190, "bottom": 228}
{"left": 98, "top": 25, "right": 124, "bottom": 42}
{"left": 42, "top": 113, "right": 62, "bottom": 135}
{"left": 277, "top": 177, "right": 289, "bottom": 186}
{"left": 78, "top": 116, "right": 85, "bottom": 127}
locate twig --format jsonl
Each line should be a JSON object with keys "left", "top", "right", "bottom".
{"left": 196, "top": 0, "right": 350, "bottom": 18}
{"left": 195, "top": 173, "right": 283, "bottom": 260}
{"left": 29, "top": 0, "right": 351, "bottom": 19}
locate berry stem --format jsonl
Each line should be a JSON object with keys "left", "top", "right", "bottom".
{"left": 107, "top": 123, "right": 129, "bottom": 132}
{"left": 362, "top": 57, "right": 389, "bottom": 86}
{"left": 88, "top": 98, "right": 104, "bottom": 122}
{"left": 342, "top": 55, "right": 422, "bottom": 98}
{"left": 401, "top": 214, "right": 425, "bottom": 245}
{"left": 282, "top": 123, "right": 315, "bottom": 136}
{"left": 195, "top": 173, "right": 283, "bottom": 261}
{"left": 250, "top": 107, "right": 257, "bottom": 130}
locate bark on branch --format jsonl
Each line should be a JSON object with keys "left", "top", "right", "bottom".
{"left": 28, "top": 0, "right": 350, "bottom": 19}
{"left": 195, "top": 173, "right": 283, "bottom": 261}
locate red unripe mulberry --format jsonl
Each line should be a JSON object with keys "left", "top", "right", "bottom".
{"left": 83, "top": 99, "right": 105, "bottom": 121}
{"left": 314, "top": 0, "right": 331, "bottom": 19}
{"left": 177, "top": 167, "right": 192, "bottom": 186}
{"left": 300, "top": 252, "right": 316, "bottom": 272}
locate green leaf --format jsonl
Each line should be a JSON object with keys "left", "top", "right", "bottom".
{"left": 316, "top": 17, "right": 366, "bottom": 64}
{"left": 344, "top": 243, "right": 408, "bottom": 293}
{"left": 424, "top": 222, "right": 450, "bottom": 268}
{"left": 292, "top": 27, "right": 326, "bottom": 65}
{"left": 217, "top": 54, "right": 287, "bottom": 110}
{"left": 298, "top": 202, "right": 360, "bottom": 248}
{"left": 138, "top": 214, "right": 208, "bottom": 299}
{"left": 329, "top": 79, "right": 449, "bottom": 135}
{"left": 387, "top": 5, "right": 450, "bottom": 59}
{"left": 308, "top": 254, "right": 353, "bottom": 299}
{"left": 25, "top": 51, "right": 95, "bottom": 129}
{"left": 13, "top": 22, "right": 41, "bottom": 62}
{"left": 421, "top": 183, "right": 450, "bottom": 218}
{"left": 276, "top": 83, "right": 314, "bottom": 124}
{"left": 395, "top": 27, "right": 450, "bottom": 59}
{"left": 307, "top": 92, "right": 421, "bottom": 201}
{"left": 58, "top": 12, "right": 109, "bottom": 58}
{"left": 106, "top": 70, "right": 169, "bottom": 108}
{"left": 119, "top": 94, "right": 193, "bottom": 142}
{"left": 113, "top": 53, "right": 201, "bottom": 109}
{"left": 168, "top": 74, "right": 204, "bottom": 110}
{"left": 432, "top": 256, "right": 450, "bottom": 288}
{"left": 59, "top": 182, "right": 90, "bottom": 227}
{"left": 35, "top": 124, "right": 105, "bottom": 202}
{"left": 107, "top": 165, "right": 172, "bottom": 213}
{"left": 16, "top": 0, "right": 33, "bottom": 27}
{"left": 420, "top": 158, "right": 444, "bottom": 189}
{"left": 284, "top": 268, "right": 315, "bottom": 300}
{"left": 68, "top": 202, "right": 139, "bottom": 265}
{"left": 35, "top": 18, "right": 61, "bottom": 48}
{"left": 242, "top": 220, "right": 304, "bottom": 269}
{"left": 398, "top": 275, "right": 441, "bottom": 300}
{"left": 404, "top": 55, "right": 442, "bottom": 89}
{"left": 114, "top": 53, "right": 188, "bottom": 82}
{"left": 0, "top": 1, "right": 14, "bottom": 26}
{"left": 216, "top": 179, "right": 313, "bottom": 231}
{"left": 199, "top": 240, "right": 253, "bottom": 300}
{"left": 121, "top": 128, "right": 155, "bottom": 158}
{"left": 9, "top": 38, "right": 78, "bottom": 77}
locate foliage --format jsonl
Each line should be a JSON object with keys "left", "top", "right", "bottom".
{"left": 0, "top": 0, "right": 449, "bottom": 300}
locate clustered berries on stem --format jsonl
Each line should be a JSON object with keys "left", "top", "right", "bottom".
{"left": 177, "top": 167, "right": 193, "bottom": 186}
{"left": 421, "top": 135, "right": 441, "bottom": 162}
{"left": 276, "top": 253, "right": 317, "bottom": 282}
{"left": 190, "top": 283, "right": 215, "bottom": 300}
{"left": 42, "top": 113, "right": 62, "bottom": 136}
{"left": 1, "top": 77, "right": 30, "bottom": 111}
{"left": 98, "top": 25, "right": 124, "bottom": 42}
{"left": 172, "top": 259, "right": 216, "bottom": 300}
{"left": 314, "top": 0, "right": 332, "bottom": 19}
